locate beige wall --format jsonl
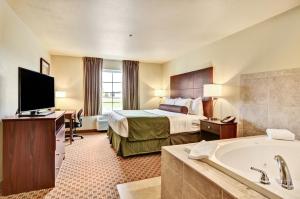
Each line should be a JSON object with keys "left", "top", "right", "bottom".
{"left": 51, "top": 55, "right": 163, "bottom": 129}
{"left": 0, "top": 0, "right": 49, "bottom": 182}
{"left": 139, "top": 62, "right": 163, "bottom": 109}
{"left": 51, "top": 56, "right": 84, "bottom": 110}
{"left": 162, "top": 6, "right": 300, "bottom": 135}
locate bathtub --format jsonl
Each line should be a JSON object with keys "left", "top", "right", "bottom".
{"left": 204, "top": 137, "right": 300, "bottom": 199}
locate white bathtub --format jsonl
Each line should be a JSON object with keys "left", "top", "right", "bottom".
{"left": 205, "top": 137, "right": 300, "bottom": 199}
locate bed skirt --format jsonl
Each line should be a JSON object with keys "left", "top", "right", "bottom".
{"left": 107, "top": 126, "right": 201, "bottom": 157}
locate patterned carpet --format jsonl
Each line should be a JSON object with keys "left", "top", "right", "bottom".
{"left": 0, "top": 133, "right": 161, "bottom": 199}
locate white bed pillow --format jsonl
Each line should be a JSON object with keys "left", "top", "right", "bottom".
{"left": 174, "top": 98, "right": 192, "bottom": 112}
{"left": 190, "top": 97, "right": 203, "bottom": 115}
{"left": 164, "top": 98, "right": 176, "bottom": 105}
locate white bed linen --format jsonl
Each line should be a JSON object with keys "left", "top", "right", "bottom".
{"left": 108, "top": 109, "right": 207, "bottom": 138}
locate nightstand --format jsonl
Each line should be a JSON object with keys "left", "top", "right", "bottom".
{"left": 200, "top": 119, "right": 237, "bottom": 140}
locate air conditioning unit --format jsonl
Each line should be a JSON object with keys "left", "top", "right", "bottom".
{"left": 97, "top": 115, "right": 108, "bottom": 131}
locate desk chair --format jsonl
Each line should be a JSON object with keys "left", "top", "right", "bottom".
{"left": 65, "top": 109, "right": 84, "bottom": 140}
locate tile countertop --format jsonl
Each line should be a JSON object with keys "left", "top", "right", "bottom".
{"left": 162, "top": 136, "right": 268, "bottom": 199}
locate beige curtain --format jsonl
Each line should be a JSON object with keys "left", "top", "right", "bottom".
{"left": 83, "top": 57, "right": 103, "bottom": 116}
{"left": 122, "top": 60, "right": 139, "bottom": 110}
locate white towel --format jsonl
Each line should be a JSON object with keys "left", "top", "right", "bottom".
{"left": 266, "top": 129, "right": 295, "bottom": 141}
{"left": 187, "top": 140, "right": 217, "bottom": 160}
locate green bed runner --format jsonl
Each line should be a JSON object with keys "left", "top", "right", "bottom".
{"left": 115, "top": 110, "right": 170, "bottom": 141}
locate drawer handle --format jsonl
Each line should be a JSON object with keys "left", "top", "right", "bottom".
{"left": 56, "top": 167, "right": 60, "bottom": 170}
{"left": 56, "top": 153, "right": 60, "bottom": 156}
{"left": 56, "top": 139, "right": 60, "bottom": 142}
{"left": 207, "top": 126, "right": 211, "bottom": 129}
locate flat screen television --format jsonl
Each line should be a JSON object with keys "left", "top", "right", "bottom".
{"left": 18, "top": 67, "right": 55, "bottom": 116}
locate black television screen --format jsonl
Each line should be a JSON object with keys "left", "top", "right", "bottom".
{"left": 18, "top": 67, "right": 55, "bottom": 112}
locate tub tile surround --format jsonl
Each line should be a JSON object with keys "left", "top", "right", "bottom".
{"left": 240, "top": 68, "right": 300, "bottom": 138}
{"left": 117, "top": 177, "right": 161, "bottom": 199}
{"left": 161, "top": 142, "right": 267, "bottom": 199}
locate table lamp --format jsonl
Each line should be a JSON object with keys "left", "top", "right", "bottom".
{"left": 154, "top": 89, "right": 167, "bottom": 104}
{"left": 203, "top": 84, "right": 222, "bottom": 120}
{"left": 154, "top": 90, "right": 167, "bottom": 98}
{"left": 55, "top": 91, "right": 66, "bottom": 111}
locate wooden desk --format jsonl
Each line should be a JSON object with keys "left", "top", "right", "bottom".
{"left": 64, "top": 110, "right": 76, "bottom": 144}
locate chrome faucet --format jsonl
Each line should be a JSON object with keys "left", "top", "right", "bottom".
{"left": 250, "top": 167, "right": 270, "bottom": 184}
{"left": 274, "top": 155, "right": 294, "bottom": 190}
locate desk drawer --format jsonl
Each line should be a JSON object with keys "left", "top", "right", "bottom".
{"left": 201, "top": 121, "right": 220, "bottom": 135}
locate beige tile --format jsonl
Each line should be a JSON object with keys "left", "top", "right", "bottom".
{"left": 240, "top": 104, "right": 268, "bottom": 136}
{"left": 182, "top": 180, "right": 206, "bottom": 199}
{"left": 161, "top": 167, "right": 183, "bottom": 199}
{"left": 162, "top": 150, "right": 183, "bottom": 174}
{"left": 162, "top": 150, "right": 184, "bottom": 199}
{"left": 222, "top": 191, "right": 236, "bottom": 199}
{"left": 289, "top": 112, "right": 300, "bottom": 140}
{"left": 183, "top": 164, "right": 222, "bottom": 199}
{"left": 268, "top": 68, "right": 300, "bottom": 77}
{"left": 117, "top": 177, "right": 161, "bottom": 199}
{"left": 268, "top": 105, "right": 300, "bottom": 139}
{"left": 240, "top": 72, "right": 268, "bottom": 80}
{"left": 269, "top": 75, "right": 300, "bottom": 107}
{"left": 268, "top": 105, "right": 290, "bottom": 129}
{"left": 161, "top": 188, "right": 174, "bottom": 199}
{"left": 240, "top": 77, "right": 269, "bottom": 105}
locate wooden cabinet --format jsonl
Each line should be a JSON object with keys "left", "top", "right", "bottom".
{"left": 200, "top": 119, "right": 237, "bottom": 140}
{"left": 2, "top": 111, "right": 65, "bottom": 196}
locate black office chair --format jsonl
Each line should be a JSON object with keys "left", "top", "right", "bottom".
{"left": 65, "top": 109, "right": 84, "bottom": 141}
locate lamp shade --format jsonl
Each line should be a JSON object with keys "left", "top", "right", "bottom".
{"left": 203, "top": 84, "right": 222, "bottom": 98}
{"left": 55, "top": 91, "right": 66, "bottom": 98}
{"left": 154, "top": 89, "right": 167, "bottom": 97}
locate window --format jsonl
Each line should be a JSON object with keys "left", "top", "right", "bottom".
{"left": 102, "top": 70, "right": 122, "bottom": 114}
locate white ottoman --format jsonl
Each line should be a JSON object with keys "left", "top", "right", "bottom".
{"left": 96, "top": 115, "right": 108, "bottom": 131}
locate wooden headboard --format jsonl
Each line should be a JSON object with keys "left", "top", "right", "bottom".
{"left": 170, "top": 67, "right": 213, "bottom": 117}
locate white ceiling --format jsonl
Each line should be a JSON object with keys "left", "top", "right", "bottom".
{"left": 7, "top": 0, "right": 300, "bottom": 63}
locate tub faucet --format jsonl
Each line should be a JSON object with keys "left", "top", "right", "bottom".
{"left": 250, "top": 167, "right": 270, "bottom": 184}
{"left": 274, "top": 155, "right": 293, "bottom": 190}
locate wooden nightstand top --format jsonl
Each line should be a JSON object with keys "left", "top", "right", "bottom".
{"left": 200, "top": 119, "right": 237, "bottom": 139}
{"left": 200, "top": 119, "right": 237, "bottom": 125}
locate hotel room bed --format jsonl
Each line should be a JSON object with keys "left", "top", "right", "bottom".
{"left": 107, "top": 67, "right": 214, "bottom": 156}
{"left": 107, "top": 109, "right": 206, "bottom": 156}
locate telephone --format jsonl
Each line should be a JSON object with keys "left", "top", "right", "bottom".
{"left": 221, "top": 116, "right": 236, "bottom": 123}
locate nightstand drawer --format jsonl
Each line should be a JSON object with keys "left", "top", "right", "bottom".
{"left": 201, "top": 121, "right": 220, "bottom": 135}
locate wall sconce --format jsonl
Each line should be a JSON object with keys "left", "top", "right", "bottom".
{"left": 154, "top": 89, "right": 167, "bottom": 105}
{"left": 154, "top": 89, "right": 167, "bottom": 98}
{"left": 203, "top": 84, "right": 222, "bottom": 120}
{"left": 55, "top": 91, "right": 66, "bottom": 98}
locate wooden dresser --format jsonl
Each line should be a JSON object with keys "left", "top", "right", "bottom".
{"left": 2, "top": 111, "right": 65, "bottom": 196}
